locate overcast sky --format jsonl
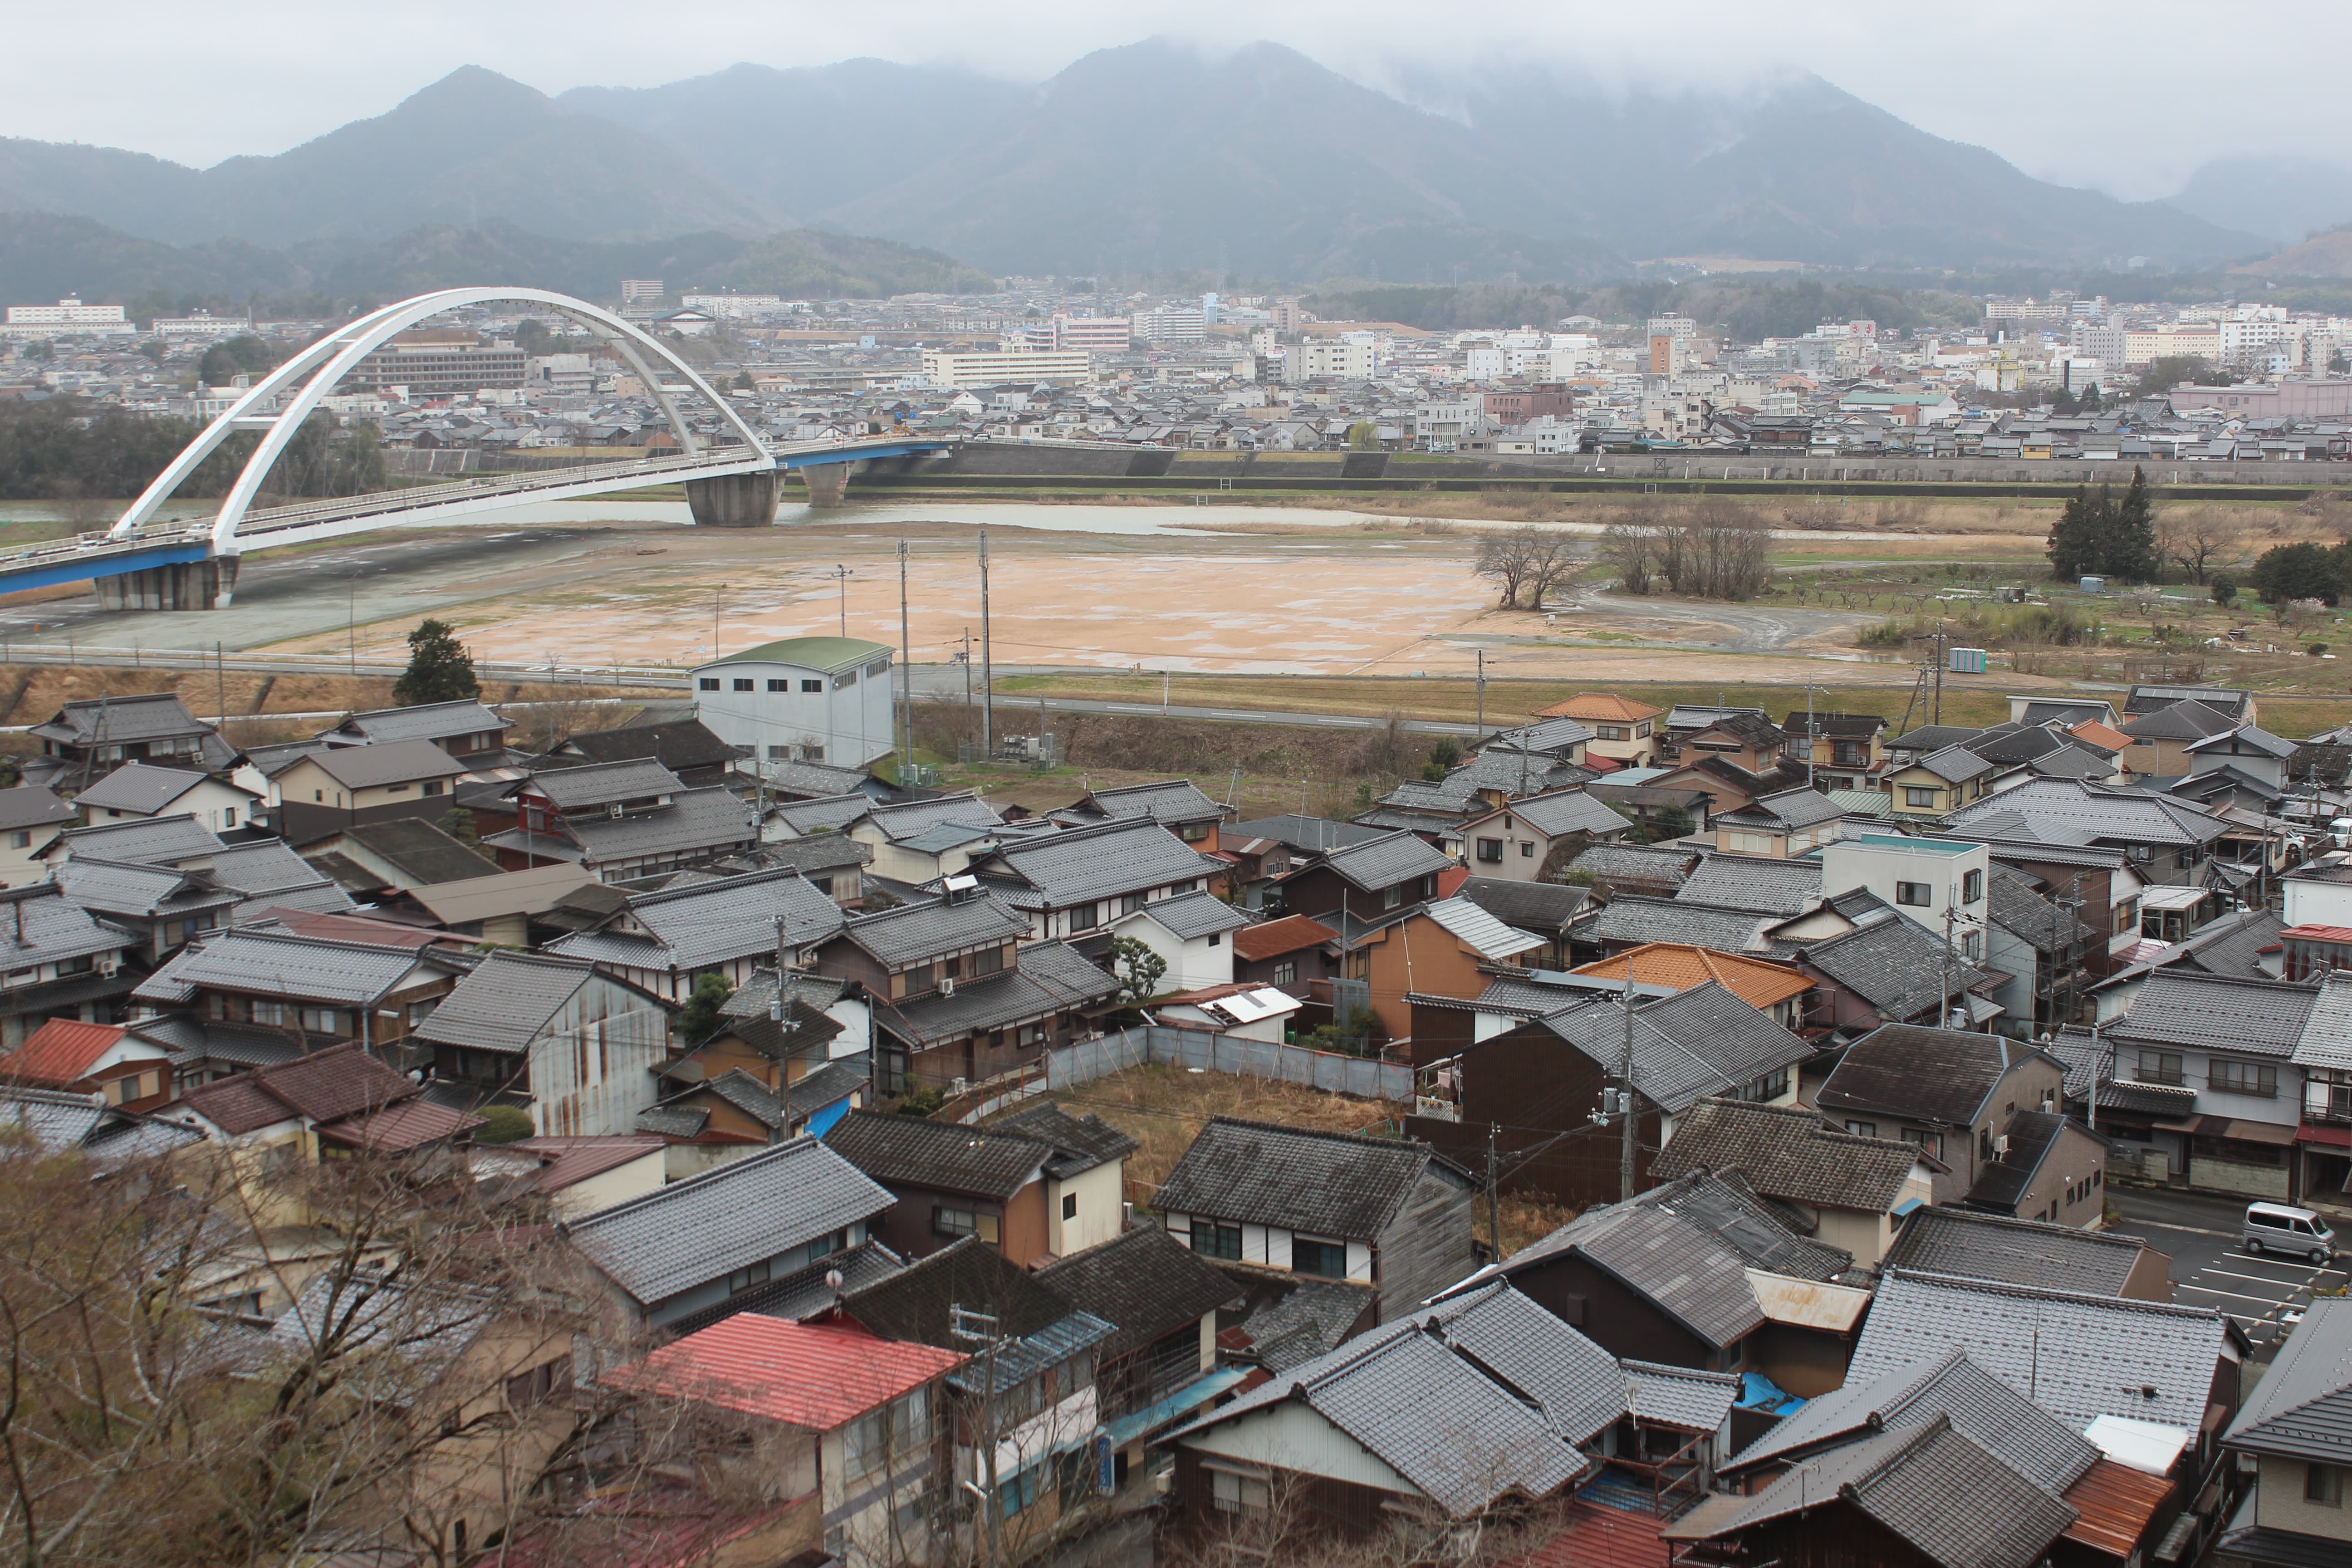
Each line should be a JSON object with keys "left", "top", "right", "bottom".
{"left": 11, "top": 1, "right": 2349, "bottom": 201}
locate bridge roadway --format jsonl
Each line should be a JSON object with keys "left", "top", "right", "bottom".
{"left": 0, "top": 436, "right": 949, "bottom": 600}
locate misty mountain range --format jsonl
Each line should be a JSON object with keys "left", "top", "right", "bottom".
{"left": 0, "top": 40, "right": 2334, "bottom": 301}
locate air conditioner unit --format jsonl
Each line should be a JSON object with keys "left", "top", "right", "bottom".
{"left": 938, "top": 976, "right": 956, "bottom": 997}
{"left": 950, "top": 1077, "right": 968, "bottom": 1095}
{"left": 1992, "top": 1135, "right": 2011, "bottom": 1156}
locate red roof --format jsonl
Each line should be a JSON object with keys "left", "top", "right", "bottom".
{"left": 317, "top": 1098, "right": 485, "bottom": 1152}
{"left": 2281, "top": 925, "right": 2352, "bottom": 944}
{"left": 1435, "top": 866, "right": 1472, "bottom": 899}
{"left": 514, "top": 1135, "right": 669, "bottom": 1191}
{"left": 1511, "top": 1499, "right": 1671, "bottom": 1568}
{"left": 603, "top": 1314, "right": 964, "bottom": 1431}
{"left": 1233, "top": 914, "right": 1338, "bottom": 964}
{"left": 2061, "top": 1458, "right": 2174, "bottom": 1557}
{"left": 260, "top": 908, "right": 458, "bottom": 948}
{"left": 0, "top": 1019, "right": 140, "bottom": 1086}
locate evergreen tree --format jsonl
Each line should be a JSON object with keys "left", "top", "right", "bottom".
{"left": 392, "top": 618, "right": 480, "bottom": 706}
{"left": 2106, "top": 466, "right": 2160, "bottom": 583}
{"left": 2047, "top": 485, "right": 2110, "bottom": 580}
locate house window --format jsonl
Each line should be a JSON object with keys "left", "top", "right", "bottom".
{"left": 768, "top": 679, "right": 789, "bottom": 691}
{"left": 1193, "top": 1221, "right": 1243, "bottom": 1260}
{"left": 2308, "top": 1463, "right": 2344, "bottom": 1507}
{"left": 1294, "top": 1239, "right": 1348, "bottom": 1279}
{"left": 727, "top": 1259, "right": 770, "bottom": 1294}
{"left": 1845, "top": 1120, "right": 1878, "bottom": 1137}
{"left": 423, "top": 781, "right": 443, "bottom": 796}
{"left": 1902, "top": 1127, "right": 1945, "bottom": 1161}
{"left": 1476, "top": 838, "right": 1504, "bottom": 863}
{"left": 698, "top": 677, "right": 720, "bottom": 691}
{"left": 6, "top": 831, "right": 25, "bottom": 849}
{"left": 934, "top": 1207, "right": 1001, "bottom": 1244}
{"left": 1905, "top": 788, "right": 1938, "bottom": 808}
{"left": 1069, "top": 903, "right": 1100, "bottom": 932}
{"left": 1896, "top": 882, "right": 1931, "bottom": 907}
{"left": 1961, "top": 869, "right": 1984, "bottom": 903}
{"left": 2210, "top": 1059, "right": 2278, "bottom": 1098}
{"left": 1382, "top": 886, "right": 1403, "bottom": 910}
{"left": 1272, "top": 959, "right": 1297, "bottom": 985}
{"left": 1597, "top": 725, "right": 1624, "bottom": 740}
{"left": 1207, "top": 931, "right": 1221, "bottom": 946}
{"left": 1211, "top": 1469, "right": 1270, "bottom": 1515}
{"left": 2137, "top": 1051, "right": 2184, "bottom": 1085}
{"left": 802, "top": 679, "right": 823, "bottom": 693}
{"left": 1741, "top": 1068, "right": 1790, "bottom": 1102}
{"left": 1062, "top": 1193, "right": 1078, "bottom": 1221}
{"left": 223, "top": 808, "right": 237, "bottom": 827}
{"left": 1520, "top": 841, "right": 1536, "bottom": 857}
{"left": 733, "top": 678, "right": 755, "bottom": 691}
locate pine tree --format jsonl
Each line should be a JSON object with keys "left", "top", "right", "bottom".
{"left": 2106, "top": 466, "right": 2160, "bottom": 583}
{"left": 2047, "top": 485, "right": 2110, "bottom": 580}
{"left": 392, "top": 618, "right": 480, "bottom": 706}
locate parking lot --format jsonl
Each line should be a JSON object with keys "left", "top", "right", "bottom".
{"left": 2108, "top": 1189, "right": 2350, "bottom": 1347}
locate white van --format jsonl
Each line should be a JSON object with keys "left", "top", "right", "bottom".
{"left": 2243, "top": 1202, "right": 2337, "bottom": 1264}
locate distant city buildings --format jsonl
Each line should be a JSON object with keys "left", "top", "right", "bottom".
{"left": 4, "top": 298, "right": 134, "bottom": 339}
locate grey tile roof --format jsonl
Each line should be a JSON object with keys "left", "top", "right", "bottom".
{"left": 990, "top": 1100, "right": 1137, "bottom": 1177}
{"left": 1490, "top": 789, "right": 1630, "bottom": 839}
{"left": 0, "top": 785, "right": 71, "bottom": 833}
{"left": 1964, "top": 1108, "right": 2073, "bottom": 1212}
{"left": 33, "top": 692, "right": 212, "bottom": 746}
{"left": 1635, "top": 1170, "right": 1852, "bottom": 1282}
{"left": 208, "top": 840, "right": 354, "bottom": 906}
{"left": 413, "top": 951, "right": 613, "bottom": 1054}
{"left": 53, "top": 857, "right": 232, "bottom": 919}
{"left": 1534, "top": 984, "right": 1814, "bottom": 1115}
{"left": 1453, "top": 877, "right": 1588, "bottom": 934}
{"left": 1818, "top": 1025, "right": 2057, "bottom": 1127}
{"left": 662, "top": 1237, "right": 905, "bottom": 1336}
{"left": 1420, "top": 897, "right": 1546, "bottom": 962}
{"left": 976, "top": 817, "right": 1220, "bottom": 906}
{"left": 1422, "top": 1282, "right": 1626, "bottom": 1446}
{"left": 1715, "top": 787, "right": 1845, "bottom": 832}
{"left": 0, "top": 1085, "right": 109, "bottom": 1152}
{"left": 1226, "top": 814, "right": 1390, "bottom": 854}
{"left": 323, "top": 700, "right": 509, "bottom": 745}
{"left": 869, "top": 942, "right": 1117, "bottom": 1046}
{"left": 742, "top": 834, "right": 872, "bottom": 877}
{"left": 562, "top": 786, "right": 759, "bottom": 865}
{"left": 1729, "top": 1348, "right": 2100, "bottom": 1493}
{"left": 1078, "top": 779, "right": 1224, "bottom": 823}
{"left": 838, "top": 892, "right": 1031, "bottom": 970}
{"left": 1886, "top": 1207, "right": 2148, "bottom": 1298}
{"left": 1037, "top": 1225, "right": 1245, "bottom": 1362}
{"left": 1916, "top": 743, "right": 1999, "bottom": 784}
{"left": 1121, "top": 889, "right": 1254, "bottom": 941}
{"left": 1798, "top": 912, "right": 1998, "bottom": 1020}
{"left": 1237, "top": 1280, "right": 1377, "bottom": 1371}
{"left": 859, "top": 791, "right": 1003, "bottom": 842}
{"left": 771, "top": 793, "right": 874, "bottom": 834}
{"left": 1650, "top": 1098, "right": 1926, "bottom": 1214}
{"left": 632, "top": 1103, "right": 707, "bottom": 1138}
{"left": 132, "top": 928, "right": 443, "bottom": 1007}
{"left": 73, "top": 762, "right": 220, "bottom": 813}
{"left": 47, "top": 813, "right": 226, "bottom": 867}
{"left": 1564, "top": 843, "right": 1699, "bottom": 893}
{"left": 1723, "top": 1415, "right": 2077, "bottom": 1568}
{"left": 2294, "top": 973, "right": 2352, "bottom": 1073}
{"left": 1309, "top": 826, "right": 1457, "bottom": 892}
{"left": 1851, "top": 1270, "right": 2238, "bottom": 1432}
{"left": 1590, "top": 894, "right": 1776, "bottom": 954}
{"left": 2171, "top": 908, "right": 2286, "bottom": 980}
{"left": 0, "top": 886, "right": 138, "bottom": 968}
{"left": 1678, "top": 854, "right": 1824, "bottom": 916}
{"left": 560, "top": 717, "right": 745, "bottom": 775}
{"left": 1156, "top": 1117, "right": 1464, "bottom": 1240}
{"left": 563, "top": 1137, "right": 892, "bottom": 1307}
{"left": 1623, "top": 1359, "right": 1742, "bottom": 1432}
{"left": 1986, "top": 868, "right": 2098, "bottom": 951}
{"left": 821, "top": 1109, "right": 1053, "bottom": 1201}
{"left": 1485, "top": 716, "right": 1598, "bottom": 754}
{"left": 522, "top": 756, "right": 687, "bottom": 810}
{"left": 1941, "top": 777, "right": 2229, "bottom": 850}
{"left": 2107, "top": 968, "right": 2318, "bottom": 1059}
{"left": 2222, "top": 1297, "right": 2352, "bottom": 1465}
{"left": 1505, "top": 1201, "right": 1764, "bottom": 1350}
{"left": 608, "top": 867, "right": 843, "bottom": 970}
{"left": 301, "top": 738, "right": 468, "bottom": 789}
{"left": 1175, "top": 1315, "right": 1587, "bottom": 1517}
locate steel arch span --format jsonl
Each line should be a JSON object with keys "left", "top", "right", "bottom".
{"left": 109, "top": 287, "right": 772, "bottom": 554}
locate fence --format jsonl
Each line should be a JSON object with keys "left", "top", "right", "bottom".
{"left": 954, "top": 1024, "right": 1412, "bottom": 1123}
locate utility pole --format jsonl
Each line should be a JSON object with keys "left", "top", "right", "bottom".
{"left": 1485, "top": 1121, "right": 1502, "bottom": 1261}
{"left": 1620, "top": 961, "right": 1638, "bottom": 1203}
{"left": 1804, "top": 682, "right": 1817, "bottom": 790}
{"left": 825, "top": 564, "right": 852, "bottom": 637}
{"left": 978, "top": 528, "right": 995, "bottom": 760}
{"left": 215, "top": 640, "right": 225, "bottom": 727}
{"left": 951, "top": 1304, "right": 1006, "bottom": 1568}
{"left": 960, "top": 627, "right": 974, "bottom": 716}
{"left": 1475, "top": 647, "right": 1487, "bottom": 735}
{"left": 897, "top": 540, "right": 912, "bottom": 779}
{"left": 1932, "top": 627, "right": 1947, "bottom": 726}
{"left": 714, "top": 584, "right": 722, "bottom": 658}
{"left": 769, "top": 914, "right": 799, "bottom": 1135}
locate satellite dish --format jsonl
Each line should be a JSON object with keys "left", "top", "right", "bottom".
{"left": 825, "top": 1269, "right": 845, "bottom": 1293}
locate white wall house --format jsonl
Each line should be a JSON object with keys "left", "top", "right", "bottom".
{"left": 1820, "top": 834, "right": 1992, "bottom": 961}
{"left": 692, "top": 636, "right": 897, "bottom": 769}
{"left": 1106, "top": 890, "right": 1250, "bottom": 995}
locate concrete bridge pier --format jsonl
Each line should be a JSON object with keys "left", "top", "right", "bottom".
{"left": 799, "top": 461, "right": 851, "bottom": 507}
{"left": 95, "top": 556, "right": 239, "bottom": 611}
{"left": 684, "top": 470, "right": 783, "bottom": 528}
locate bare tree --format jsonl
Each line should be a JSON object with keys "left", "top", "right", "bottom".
{"left": 2157, "top": 505, "right": 2239, "bottom": 584}
{"left": 1650, "top": 500, "right": 1771, "bottom": 600}
{"left": 1520, "top": 532, "right": 1580, "bottom": 610}
{"left": 1471, "top": 529, "right": 1539, "bottom": 608}
{"left": 1600, "top": 523, "right": 1654, "bottom": 595}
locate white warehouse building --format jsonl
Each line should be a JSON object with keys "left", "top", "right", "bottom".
{"left": 691, "top": 636, "right": 896, "bottom": 768}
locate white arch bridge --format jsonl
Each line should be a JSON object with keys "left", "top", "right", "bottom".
{"left": 6, "top": 287, "right": 951, "bottom": 609}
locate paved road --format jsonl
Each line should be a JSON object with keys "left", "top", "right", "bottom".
{"left": 1565, "top": 587, "right": 1879, "bottom": 653}
{"left": 2107, "top": 1188, "right": 2349, "bottom": 1348}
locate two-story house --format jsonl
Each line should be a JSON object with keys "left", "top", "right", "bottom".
{"left": 1104, "top": 888, "right": 1254, "bottom": 995}
{"left": 1882, "top": 743, "right": 1999, "bottom": 818}
{"left": 1710, "top": 788, "right": 1846, "bottom": 858}
{"left": 412, "top": 950, "right": 673, "bottom": 1137}
{"left": 23, "top": 692, "right": 235, "bottom": 792}
{"left": 72, "top": 761, "right": 260, "bottom": 837}
{"left": 483, "top": 759, "right": 756, "bottom": 882}
{"left": 1649, "top": 1098, "right": 1940, "bottom": 1268}
{"left": 1454, "top": 788, "right": 1632, "bottom": 878}
{"left": 132, "top": 926, "right": 469, "bottom": 1066}
{"left": 1782, "top": 710, "right": 1887, "bottom": 792}
{"left": 2217, "top": 1298, "right": 2352, "bottom": 1568}
{"left": 1270, "top": 828, "right": 1454, "bottom": 928}
{"left": 270, "top": 740, "right": 469, "bottom": 844}
{"left": 822, "top": 1100, "right": 1133, "bottom": 1266}
{"left": 1156, "top": 1117, "right": 1476, "bottom": 1323}
{"left": 962, "top": 816, "right": 1225, "bottom": 941}
{"left": 805, "top": 888, "right": 1118, "bottom": 1092}
{"left": 842, "top": 791, "right": 1017, "bottom": 882}
{"left": 0, "top": 884, "right": 147, "bottom": 1049}
{"left": 1057, "top": 779, "right": 1226, "bottom": 845}
{"left": 2097, "top": 968, "right": 2321, "bottom": 1200}
{"left": 314, "top": 699, "right": 513, "bottom": 767}
{"left": 0, "top": 784, "right": 74, "bottom": 888}
{"left": 1535, "top": 693, "right": 1661, "bottom": 766}
{"left": 543, "top": 867, "right": 846, "bottom": 1005}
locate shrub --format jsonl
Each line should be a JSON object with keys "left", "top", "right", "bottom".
{"left": 471, "top": 1105, "right": 534, "bottom": 1145}
{"left": 1856, "top": 618, "right": 1915, "bottom": 648}
{"left": 2212, "top": 574, "right": 2238, "bottom": 607}
{"left": 2312, "top": 643, "right": 2331, "bottom": 657}
{"left": 897, "top": 1086, "right": 947, "bottom": 1117}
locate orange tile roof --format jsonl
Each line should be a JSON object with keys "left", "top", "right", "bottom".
{"left": 2060, "top": 1458, "right": 2174, "bottom": 1558}
{"left": 1511, "top": 1499, "right": 1671, "bottom": 1568}
{"left": 1536, "top": 693, "right": 1665, "bottom": 722}
{"left": 0, "top": 1019, "right": 137, "bottom": 1086}
{"left": 2071, "top": 720, "right": 2132, "bottom": 751}
{"left": 603, "top": 1314, "right": 963, "bottom": 1431}
{"left": 1233, "top": 914, "right": 1338, "bottom": 964}
{"left": 1571, "top": 942, "right": 1813, "bottom": 1009}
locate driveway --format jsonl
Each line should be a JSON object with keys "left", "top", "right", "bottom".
{"left": 2107, "top": 1188, "right": 2349, "bottom": 1348}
